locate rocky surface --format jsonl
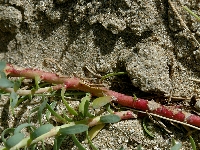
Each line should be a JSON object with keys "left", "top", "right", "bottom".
{"left": 0, "top": 0, "right": 200, "bottom": 149}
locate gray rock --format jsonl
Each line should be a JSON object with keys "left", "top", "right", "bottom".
{"left": 0, "top": 6, "right": 22, "bottom": 33}
{"left": 125, "top": 43, "right": 172, "bottom": 94}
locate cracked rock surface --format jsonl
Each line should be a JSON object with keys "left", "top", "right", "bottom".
{"left": 0, "top": 0, "right": 200, "bottom": 149}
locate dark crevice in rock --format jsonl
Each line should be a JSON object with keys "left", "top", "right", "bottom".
{"left": 92, "top": 23, "right": 118, "bottom": 55}
{"left": 37, "top": 11, "right": 62, "bottom": 39}
{"left": 119, "top": 28, "right": 153, "bottom": 48}
{"left": 0, "top": 31, "right": 16, "bottom": 52}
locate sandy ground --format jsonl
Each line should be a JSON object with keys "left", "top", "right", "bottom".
{"left": 0, "top": 0, "right": 200, "bottom": 149}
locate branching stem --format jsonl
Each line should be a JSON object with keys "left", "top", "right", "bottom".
{"left": 3, "top": 64, "right": 200, "bottom": 129}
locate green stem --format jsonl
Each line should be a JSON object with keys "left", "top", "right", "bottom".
{"left": 86, "top": 131, "right": 98, "bottom": 150}
{"left": 183, "top": 6, "right": 200, "bottom": 22}
{"left": 71, "top": 134, "right": 86, "bottom": 150}
{"left": 61, "top": 88, "right": 78, "bottom": 116}
{"left": 100, "top": 72, "right": 127, "bottom": 81}
{"left": 46, "top": 104, "right": 67, "bottom": 123}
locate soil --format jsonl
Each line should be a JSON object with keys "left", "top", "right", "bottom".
{"left": 0, "top": 0, "right": 200, "bottom": 149}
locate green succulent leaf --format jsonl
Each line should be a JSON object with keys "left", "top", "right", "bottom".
{"left": 105, "top": 104, "right": 114, "bottom": 114}
{"left": 84, "top": 100, "right": 90, "bottom": 117}
{"left": 29, "top": 144, "right": 37, "bottom": 149}
{"left": 71, "top": 134, "right": 86, "bottom": 150}
{"left": 92, "top": 96, "right": 112, "bottom": 109}
{"left": 59, "top": 124, "right": 89, "bottom": 135}
{"left": 142, "top": 117, "right": 155, "bottom": 138}
{"left": 46, "top": 101, "right": 57, "bottom": 121}
{"left": 63, "top": 111, "right": 73, "bottom": 122}
{"left": 0, "top": 71, "right": 6, "bottom": 79}
{"left": 14, "top": 123, "right": 34, "bottom": 134}
{"left": 79, "top": 93, "right": 91, "bottom": 117}
{"left": 86, "top": 131, "right": 98, "bottom": 150}
{"left": 171, "top": 138, "right": 176, "bottom": 146}
{"left": 79, "top": 97, "right": 87, "bottom": 116}
{"left": 38, "top": 97, "right": 48, "bottom": 125}
{"left": 10, "top": 91, "right": 18, "bottom": 112}
{"left": 53, "top": 135, "right": 66, "bottom": 150}
{"left": 170, "top": 142, "right": 182, "bottom": 150}
{"left": 0, "top": 61, "right": 6, "bottom": 71}
{"left": 30, "top": 124, "right": 54, "bottom": 140}
{"left": 34, "top": 76, "right": 41, "bottom": 90}
{"left": 0, "top": 78, "right": 13, "bottom": 88}
{"left": 100, "top": 114, "right": 121, "bottom": 123}
{"left": 46, "top": 103, "right": 66, "bottom": 123}
{"left": 16, "top": 95, "right": 30, "bottom": 107}
{"left": 1, "top": 128, "right": 15, "bottom": 143}
{"left": 61, "top": 88, "right": 78, "bottom": 116}
{"left": 13, "top": 80, "right": 21, "bottom": 92}
{"left": 189, "top": 136, "right": 196, "bottom": 150}
{"left": 5, "top": 133, "right": 25, "bottom": 149}
{"left": 87, "top": 124, "right": 105, "bottom": 141}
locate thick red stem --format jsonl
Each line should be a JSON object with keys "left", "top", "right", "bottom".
{"left": 4, "top": 64, "right": 200, "bottom": 128}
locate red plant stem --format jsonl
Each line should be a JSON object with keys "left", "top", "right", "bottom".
{"left": 114, "top": 111, "right": 138, "bottom": 120}
{"left": 5, "top": 64, "right": 104, "bottom": 95}
{"left": 86, "top": 110, "right": 137, "bottom": 127}
{"left": 4, "top": 64, "right": 200, "bottom": 128}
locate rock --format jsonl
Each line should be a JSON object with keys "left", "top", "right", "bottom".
{"left": 126, "top": 43, "right": 172, "bottom": 94}
{"left": 0, "top": 6, "right": 22, "bottom": 33}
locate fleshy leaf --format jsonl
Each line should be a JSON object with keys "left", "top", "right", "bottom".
{"left": 92, "top": 96, "right": 112, "bottom": 109}
{"left": 71, "top": 134, "right": 86, "bottom": 150}
{"left": 86, "top": 131, "right": 98, "bottom": 150}
{"left": 170, "top": 142, "right": 182, "bottom": 150}
{"left": 38, "top": 97, "right": 48, "bottom": 125}
{"left": 61, "top": 88, "right": 78, "bottom": 116}
{"left": 189, "top": 136, "right": 196, "bottom": 150}
{"left": 87, "top": 124, "right": 105, "bottom": 141}
{"left": 59, "top": 124, "right": 88, "bottom": 135}
{"left": 34, "top": 76, "right": 41, "bottom": 90}
{"left": 14, "top": 123, "right": 34, "bottom": 134}
{"left": 0, "top": 78, "right": 13, "bottom": 88}
{"left": 142, "top": 117, "right": 155, "bottom": 138}
{"left": 30, "top": 124, "right": 53, "bottom": 140}
{"left": 0, "top": 61, "right": 6, "bottom": 71}
{"left": 63, "top": 111, "right": 73, "bottom": 122}
{"left": 10, "top": 91, "right": 18, "bottom": 110}
{"left": 46, "top": 101, "right": 57, "bottom": 121}
{"left": 46, "top": 103, "right": 66, "bottom": 123}
{"left": 1, "top": 128, "right": 15, "bottom": 143}
{"left": 13, "top": 80, "right": 21, "bottom": 92}
{"left": 79, "top": 93, "right": 91, "bottom": 117}
{"left": 53, "top": 135, "right": 66, "bottom": 150}
{"left": 6, "top": 133, "right": 25, "bottom": 149}
{"left": 0, "top": 71, "right": 6, "bottom": 79}
{"left": 100, "top": 114, "right": 121, "bottom": 123}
